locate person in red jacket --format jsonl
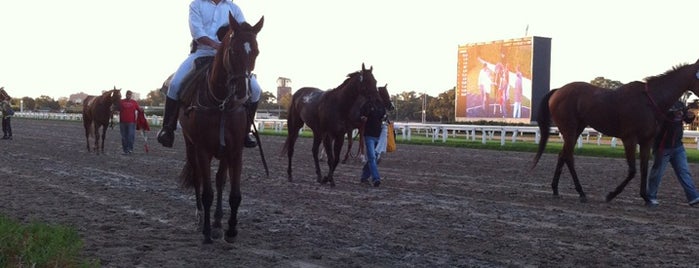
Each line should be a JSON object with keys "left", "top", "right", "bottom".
{"left": 119, "top": 90, "right": 143, "bottom": 155}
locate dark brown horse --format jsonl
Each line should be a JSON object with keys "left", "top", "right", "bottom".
{"left": 0, "top": 87, "right": 10, "bottom": 102}
{"left": 176, "top": 14, "right": 263, "bottom": 244}
{"left": 82, "top": 87, "right": 121, "bottom": 154}
{"left": 341, "top": 84, "right": 395, "bottom": 163}
{"left": 533, "top": 59, "right": 699, "bottom": 203}
{"left": 281, "top": 64, "right": 382, "bottom": 186}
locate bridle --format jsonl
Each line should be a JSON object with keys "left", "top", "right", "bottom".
{"left": 203, "top": 30, "right": 255, "bottom": 112}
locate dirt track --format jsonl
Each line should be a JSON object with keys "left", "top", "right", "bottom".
{"left": 1, "top": 118, "right": 698, "bottom": 267}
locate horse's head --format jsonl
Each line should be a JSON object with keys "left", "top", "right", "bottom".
{"left": 106, "top": 88, "right": 121, "bottom": 112}
{"left": 378, "top": 84, "right": 395, "bottom": 111}
{"left": 357, "top": 63, "right": 380, "bottom": 102}
{"left": 213, "top": 13, "right": 264, "bottom": 101}
{"left": 0, "top": 87, "right": 10, "bottom": 102}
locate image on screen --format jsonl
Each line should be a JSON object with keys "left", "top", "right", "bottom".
{"left": 455, "top": 37, "right": 538, "bottom": 123}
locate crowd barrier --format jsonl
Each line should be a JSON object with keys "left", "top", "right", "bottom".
{"left": 14, "top": 112, "right": 699, "bottom": 149}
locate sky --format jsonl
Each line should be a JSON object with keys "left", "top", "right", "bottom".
{"left": 1, "top": 0, "right": 697, "bottom": 100}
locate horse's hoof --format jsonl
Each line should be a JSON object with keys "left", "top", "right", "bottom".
{"left": 605, "top": 192, "right": 615, "bottom": 202}
{"left": 211, "top": 228, "right": 223, "bottom": 239}
{"left": 579, "top": 196, "right": 588, "bottom": 203}
{"left": 224, "top": 229, "right": 237, "bottom": 243}
{"left": 202, "top": 237, "right": 213, "bottom": 244}
{"left": 551, "top": 194, "right": 561, "bottom": 199}
{"left": 330, "top": 181, "right": 336, "bottom": 187}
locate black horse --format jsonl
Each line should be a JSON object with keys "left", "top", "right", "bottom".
{"left": 281, "top": 64, "right": 382, "bottom": 186}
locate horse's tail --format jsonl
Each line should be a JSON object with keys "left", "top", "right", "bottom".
{"left": 532, "top": 89, "right": 557, "bottom": 170}
{"left": 179, "top": 161, "right": 196, "bottom": 189}
{"left": 86, "top": 121, "right": 95, "bottom": 138}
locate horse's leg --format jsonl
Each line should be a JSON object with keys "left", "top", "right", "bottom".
{"left": 197, "top": 153, "right": 214, "bottom": 244}
{"left": 285, "top": 124, "right": 303, "bottom": 182}
{"left": 311, "top": 135, "right": 324, "bottom": 183}
{"left": 342, "top": 130, "right": 352, "bottom": 164}
{"left": 557, "top": 131, "right": 587, "bottom": 202}
{"left": 84, "top": 121, "right": 91, "bottom": 152}
{"left": 224, "top": 150, "right": 243, "bottom": 243}
{"left": 211, "top": 160, "right": 226, "bottom": 240}
{"left": 100, "top": 124, "right": 108, "bottom": 154}
{"left": 606, "top": 140, "right": 639, "bottom": 202}
{"left": 638, "top": 142, "right": 651, "bottom": 202}
{"left": 320, "top": 136, "right": 335, "bottom": 184}
{"left": 327, "top": 135, "right": 344, "bottom": 187}
{"left": 93, "top": 124, "right": 100, "bottom": 155}
{"left": 551, "top": 152, "right": 566, "bottom": 198}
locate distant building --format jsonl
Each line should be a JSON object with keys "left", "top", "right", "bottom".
{"left": 277, "top": 77, "right": 292, "bottom": 102}
{"left": 69, "top": 92, "right": 89, "bottom": 104}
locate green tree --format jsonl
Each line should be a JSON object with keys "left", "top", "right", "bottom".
{"left": 145, "top": 88, "right": 165, "bottom": 107}
{"left": 21, "top": 97, "right": 36, "bottom": 111}
{"left": 35, "top": 95, "right": 60, "bottom": 111}
{"left": 430, "top": 88, "right": 456, "bottom": 122}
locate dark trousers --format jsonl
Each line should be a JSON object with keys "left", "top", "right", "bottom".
{"left": 2, "top": 117, "right": 11, "bottom": 137}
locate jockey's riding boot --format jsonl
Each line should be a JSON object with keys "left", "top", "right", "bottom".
{"left": 244, "top": 101, "right": 258, "bottom": 148}
{"left": 157, "top": 97, "right": 180, "bottom": 148}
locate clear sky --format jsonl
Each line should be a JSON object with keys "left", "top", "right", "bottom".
{"left": 1, "top": 0, "right": 697, "bottom": 100}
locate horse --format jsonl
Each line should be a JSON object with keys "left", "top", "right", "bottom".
{"left": 176, "top": 14, "right": 263, "bottom": 244}
{"left": 0, "top": 87, "right": 10, "bottom": 102}
{"left": 532, "top": 59, "right": 699, "bottom": 203}
{"left": 82, "top": 87, "right": 121, "bottom": 154}
{"left": 341, "top": 84, "right": 395, "bottom": 163}
{"left": 281, "top": 64, "right": 382, "bottom": 186}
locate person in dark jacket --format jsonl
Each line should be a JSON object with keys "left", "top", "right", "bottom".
{"left": 359, "top": 100, "right": 386, "bottom": 187}
{"left": 647, "top": 101, "right": 699, "bottom": 207}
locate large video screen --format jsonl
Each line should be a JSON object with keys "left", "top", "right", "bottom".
{"left": 455, "top": 36, "right": 550, "bottom": 124}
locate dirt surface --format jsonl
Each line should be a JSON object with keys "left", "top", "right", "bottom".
{"left": 1, "top": 118, "right": 699, "bottom": 267}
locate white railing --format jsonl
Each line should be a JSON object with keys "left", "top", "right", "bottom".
{"left": 14, "top": 112, "right": 699, "bottom": 149}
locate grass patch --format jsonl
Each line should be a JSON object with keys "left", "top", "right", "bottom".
{"left": 0, "top": 215, "right": 99, "bottom": 268}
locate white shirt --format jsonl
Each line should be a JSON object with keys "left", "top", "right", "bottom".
{"left": 188, "top": 0, "right": 246, "bottom": 48}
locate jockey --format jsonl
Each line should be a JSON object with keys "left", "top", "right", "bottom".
{"left": 158, "top": 0, "right": 261, "bottom": 148}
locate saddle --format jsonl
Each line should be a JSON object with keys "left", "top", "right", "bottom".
{"left": 178, "top": 56, "right": 214, "bottom": 102}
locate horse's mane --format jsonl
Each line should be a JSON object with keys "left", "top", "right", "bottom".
{"left": 644, "top": 62, "right": 691, "bottom": 83}
{"left": 328, "top": 71, "right": 361, "bottom": 92}
{"left": 0, "top": 87, "right": 10, "bottom": 101}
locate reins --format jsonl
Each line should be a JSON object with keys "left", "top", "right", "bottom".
{"left": 643, "top": 83, "right": 673, "bottom": 122}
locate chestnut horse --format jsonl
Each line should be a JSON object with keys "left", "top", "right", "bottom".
{"left": 341, "top": 84, "right": 395, "bottom": 163}
{"left": 82, "top": 87, "right": 121, "bottom": 154}
{"left": 281, "top": 64, "right": 382, "bottom": 186}
{"left": 176, "top": 14, "right": 263, "bottom": 244}
{"left": 532, "top": 59, "right": 699, "bottom": 203}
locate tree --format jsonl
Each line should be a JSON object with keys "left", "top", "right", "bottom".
{"left": 278, "top": 93, "right": 292, "bottom": 114}
{"left": 429, "top": 88, "right": 456, "bottom": 122}
{"left": 145, "top": 88, "right": 165, "bottom": 107}
{"left": 393, "top": 91, "right": 423, "bottom": 122}
{"left": 590, "top": 77, "right": 623, "bottom": 89}
{"left": 21, "top": 97, "right": 36, "bottom": 111}
{"left": 35, "top": 95, "right": 60, "bottom": 111}
{"left": 57, "top": 97, "right": 69, "bottom": 111}
{"left": 258, "top": 91, "right": 277, "bottom": 110}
